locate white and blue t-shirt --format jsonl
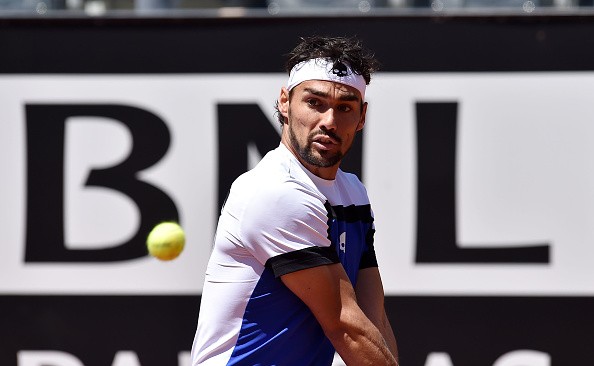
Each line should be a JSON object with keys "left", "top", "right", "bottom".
{"left": 191, "top": 144, "right": 378, "bottom": 366}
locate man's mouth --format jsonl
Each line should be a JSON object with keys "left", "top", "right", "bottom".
{"left": 313, "top": 135, "right": 337, "bottom": 144}
{"left": 311, "top": 135, "right": 338, "bottom": 151}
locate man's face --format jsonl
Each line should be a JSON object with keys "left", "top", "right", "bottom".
{"left": 280, "top": 80, "right": 367, "bottom": 178}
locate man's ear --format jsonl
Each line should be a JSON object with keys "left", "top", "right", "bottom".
{"left": 279, "top": 87, "right": 290, "bottom": 119}
{"left": 357, "top": 102, "right": 368, "bottom": 132}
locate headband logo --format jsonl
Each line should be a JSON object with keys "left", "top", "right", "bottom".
{"left": 331, "top": 61, "right": 349, "bottom": 77}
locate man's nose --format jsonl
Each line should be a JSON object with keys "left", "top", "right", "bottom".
{"left": 319, "top": 108, "right": 337, "bottom": 130}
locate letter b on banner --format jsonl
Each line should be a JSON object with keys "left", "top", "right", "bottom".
{"left": 25, "top": 104, "right": 179, "bottom": 262}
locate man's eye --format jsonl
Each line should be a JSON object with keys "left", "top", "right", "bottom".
{"left": 338, "top": 105, "right": 352, "bottom": 112}
{"left": 306, "top": 99, "right": 319, "bottom": 106}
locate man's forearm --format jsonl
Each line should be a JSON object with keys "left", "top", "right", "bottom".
{"left": 380, "top": 312, "right": 399, "bottom": 363}
{"left": 326, "top": 310, "right": 397, "bottom": 366}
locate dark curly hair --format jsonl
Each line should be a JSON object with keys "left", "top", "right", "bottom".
{"left": 275, "top": 35, "right": 380, "bottom": 127}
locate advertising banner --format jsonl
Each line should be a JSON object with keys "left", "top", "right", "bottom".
{"left": 1, "top": 15, "right": 594, "bottom": 366}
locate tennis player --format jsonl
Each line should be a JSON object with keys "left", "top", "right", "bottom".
{"left": 191, "top": 35, "right": 398, "bottom": 366}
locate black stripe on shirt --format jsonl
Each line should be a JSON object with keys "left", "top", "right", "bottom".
{"left": 326, "top": 203, "right": 373, "bottom": 223}
{"left": 360, "top": 227, "right": 379, "bottom": 269}
{"left": 266, "top": 246, "right": 340, "bottom": 278}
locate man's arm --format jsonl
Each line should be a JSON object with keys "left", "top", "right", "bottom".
{"left": 281, "top": 263, "right": 397, "bottom": 366}
{"left": 355, "top": 267, "right": 399, "bottom": 361}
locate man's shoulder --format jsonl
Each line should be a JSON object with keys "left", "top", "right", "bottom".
{"left": 336, "top": 170, "right": 368, "bottom": 195}
{"left": 337, "top": 169, "right": 364, "bottom": 185}
{"left": 333, "top": 170, "right": 370, "bottom": 205}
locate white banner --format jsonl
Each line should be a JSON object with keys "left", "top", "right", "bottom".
{"left": 1, "top": 73, "right": 593, "bottom": 295}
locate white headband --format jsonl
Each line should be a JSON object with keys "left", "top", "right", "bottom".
{"left": 286, "top": 58, "right": 367, "bottom": 99}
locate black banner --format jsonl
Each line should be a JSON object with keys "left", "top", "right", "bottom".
{"left": 1, "top": 295, "right": 592, "bottom": 365}
{"left": 1, "top": 15, "right": 594, "bottom": 74}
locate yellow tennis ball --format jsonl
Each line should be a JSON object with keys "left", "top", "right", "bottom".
{"left": 146, "top": 222, "right": 185, "bottom": 261}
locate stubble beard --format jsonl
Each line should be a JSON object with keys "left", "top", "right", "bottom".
{"left": 288, "top": 121, "right": 344, "bottom": 168}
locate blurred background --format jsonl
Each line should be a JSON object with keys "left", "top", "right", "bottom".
{"left": 0, "top": 0, "right": 593, "bottom": 16}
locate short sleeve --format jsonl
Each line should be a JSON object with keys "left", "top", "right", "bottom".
{"left": 238, "top": 179, "right": 332, "bottom": 267}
